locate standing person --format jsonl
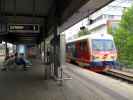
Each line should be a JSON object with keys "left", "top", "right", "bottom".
{"left": 14, "top": 52, "right": 19, "bottom": 65}
{"left": 14, "top": 52, "right": 27, "bottom": 71}
{"left": 19, "top": 53, "right": 27, "bottom": 70}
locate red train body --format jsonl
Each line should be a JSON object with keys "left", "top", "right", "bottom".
{"left": 66, "top": 33, "right": 117, "bottom": 72}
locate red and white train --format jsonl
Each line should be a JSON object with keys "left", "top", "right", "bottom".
{"left": 66, "top": 33, "right": 117, "bottom": 72}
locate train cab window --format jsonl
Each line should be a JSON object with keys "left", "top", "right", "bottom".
{"left": 92, "top": 39, "right": 115, "bottom": 51}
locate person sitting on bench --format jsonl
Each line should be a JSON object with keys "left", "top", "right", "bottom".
{"left": 2, "top": 54, "right": 15, "bottom": 71}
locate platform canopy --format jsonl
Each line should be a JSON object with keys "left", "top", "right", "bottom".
{"left": 0, "top": 0, "right": 114, "bottom": 44}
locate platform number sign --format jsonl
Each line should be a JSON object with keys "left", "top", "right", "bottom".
{"left": 8, "top": 24, "right": 40, "bottom": 33}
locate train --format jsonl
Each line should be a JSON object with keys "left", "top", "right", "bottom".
{"left": 66, "top": 33, "right": 117, "bottom": 72}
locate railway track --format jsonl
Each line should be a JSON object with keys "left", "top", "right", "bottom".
{"left": 105, "top": 69, "right": 133, "bottom": 83}
{"left": 70, "top": 63, "right": 133, "bottom": 83}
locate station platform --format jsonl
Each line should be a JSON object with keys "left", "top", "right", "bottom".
{"left": 0, "top": 59, "right": 132, "bottom": 100}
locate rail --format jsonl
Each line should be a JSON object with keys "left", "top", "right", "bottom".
{"left": 106, "top": 69, "right": 133, "bottom": 83}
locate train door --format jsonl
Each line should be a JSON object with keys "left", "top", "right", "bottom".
{"left": 88, "top": 38, "right": 93, "bottom": 62}
{"left": 80, "top": 39, "right": 90, "bottom": 64}
{"left": 75, "top": 41, "right": 81, "bottom": 59}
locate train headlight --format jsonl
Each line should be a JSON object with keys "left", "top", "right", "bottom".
{"left": 92, "top": 56, "right": 99, "bottom": 60}
{"left": 111, "top": 56, "right": 115, "bottom": 59}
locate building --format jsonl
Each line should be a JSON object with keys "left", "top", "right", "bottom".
{"left": 65, "top": 0, "right": 133, "bottom": 41}
{"left": 87, "top": 0, "right": 133, "bottom": 34}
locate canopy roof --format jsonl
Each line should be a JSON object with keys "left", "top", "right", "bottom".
{"left": 0, "top": 0, "right": 114, "bottom": 44}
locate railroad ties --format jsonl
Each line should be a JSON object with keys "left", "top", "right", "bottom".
{"left": 106, "top": 69, "right": 133, "bottom": 83}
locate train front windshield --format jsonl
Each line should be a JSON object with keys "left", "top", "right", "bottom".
{"left": 92, "top": 39, "right": 115, "bottom": 51}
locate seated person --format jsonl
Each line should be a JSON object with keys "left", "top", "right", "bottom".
{"left": 19, "top": 53, "right": 32, "bottom": 66}
{"left": 15, "top": 53, "right": 32, "bottom": 69}
{"left": 2, "top": 52, "right": 32, "bottom": 71}
{"left": 14, "top": 53, "right": 27, "bottom": 70}
{"left": 2, "top": 54, "right": 10, "bottom": 71}
{"left": 2, "top": 54, "right": 15, "bottom": 71}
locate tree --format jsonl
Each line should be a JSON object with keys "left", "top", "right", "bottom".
{"left": 78, "top": 26, "right": 90, "bottom": 37}
{"left": 114, "top": 5, "right": 133, "bottom": 68}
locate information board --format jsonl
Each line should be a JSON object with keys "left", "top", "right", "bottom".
{"left": 8, "top": 24, "right": 40, "bottom": 33}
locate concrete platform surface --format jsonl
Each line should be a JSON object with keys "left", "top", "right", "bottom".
{"left": 0, "top": 60, "right": 132, "bottom": 100}
{"left": 64, "top": 63, "right": 133, "bottom": 100}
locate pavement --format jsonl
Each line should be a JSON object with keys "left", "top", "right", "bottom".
{"left": 64, "top": 63, "right": 133, "bottom": 100}
{"left": 0, "top": 59, "right": 132, "bottom": 100}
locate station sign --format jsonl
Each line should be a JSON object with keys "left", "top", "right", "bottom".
{"left": 8, "top": 24, "right": 40, "bottom": 33}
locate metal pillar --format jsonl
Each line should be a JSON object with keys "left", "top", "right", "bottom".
{"left": 5, "top": 42, "right": 8, "bottom": 56}
{"left": 53, "top": 26, "right": 60, "bottom": 79}
{"left": 39, "top": 44, "right": 41, "bottom": 54}
{"left": 58, "top": 34, "right": 65, "bottom": 84}
{"left": 44, "top": 40, "right": 49, "bottom": 79}
{"left": 49, "top": 28, "right": 72, "bottom": 85}
{"left": 43, "top": 40, "right": 45, "bottom": 64}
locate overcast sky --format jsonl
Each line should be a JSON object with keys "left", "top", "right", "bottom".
{"left": 64, "top": 18, "right": 88, "bottom": 40}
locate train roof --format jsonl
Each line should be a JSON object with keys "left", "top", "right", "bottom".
{"left": 67, "top": 33, "right": 114, "bottom": 43}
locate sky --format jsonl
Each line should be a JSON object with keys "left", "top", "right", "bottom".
{"left": 64, "top": 18, "right": 88, "bottom": 41}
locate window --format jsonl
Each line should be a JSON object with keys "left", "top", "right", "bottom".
{"left": 88, "top": 15, "right": 103, "bottom": 25}
{"left": 108, "top": 15, "right": 114, "bottom": 19}
{"left": 79, "top": 40, "right": 88, "bottom": 52}
{"left": 92, "top": 39, "right": 115, "bottom": 51}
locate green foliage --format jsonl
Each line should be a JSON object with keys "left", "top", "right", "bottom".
{"left": 108, "top": 25, "right": 117, "bottom": 34}
{"left": 107, "top": 27, "right": 113, "bottom": 34}
{"left": 114, "top": 5, "right": 133, "bottom": 68}
{"left": 78, "top": 27, "right": 90, "bottom": 37}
